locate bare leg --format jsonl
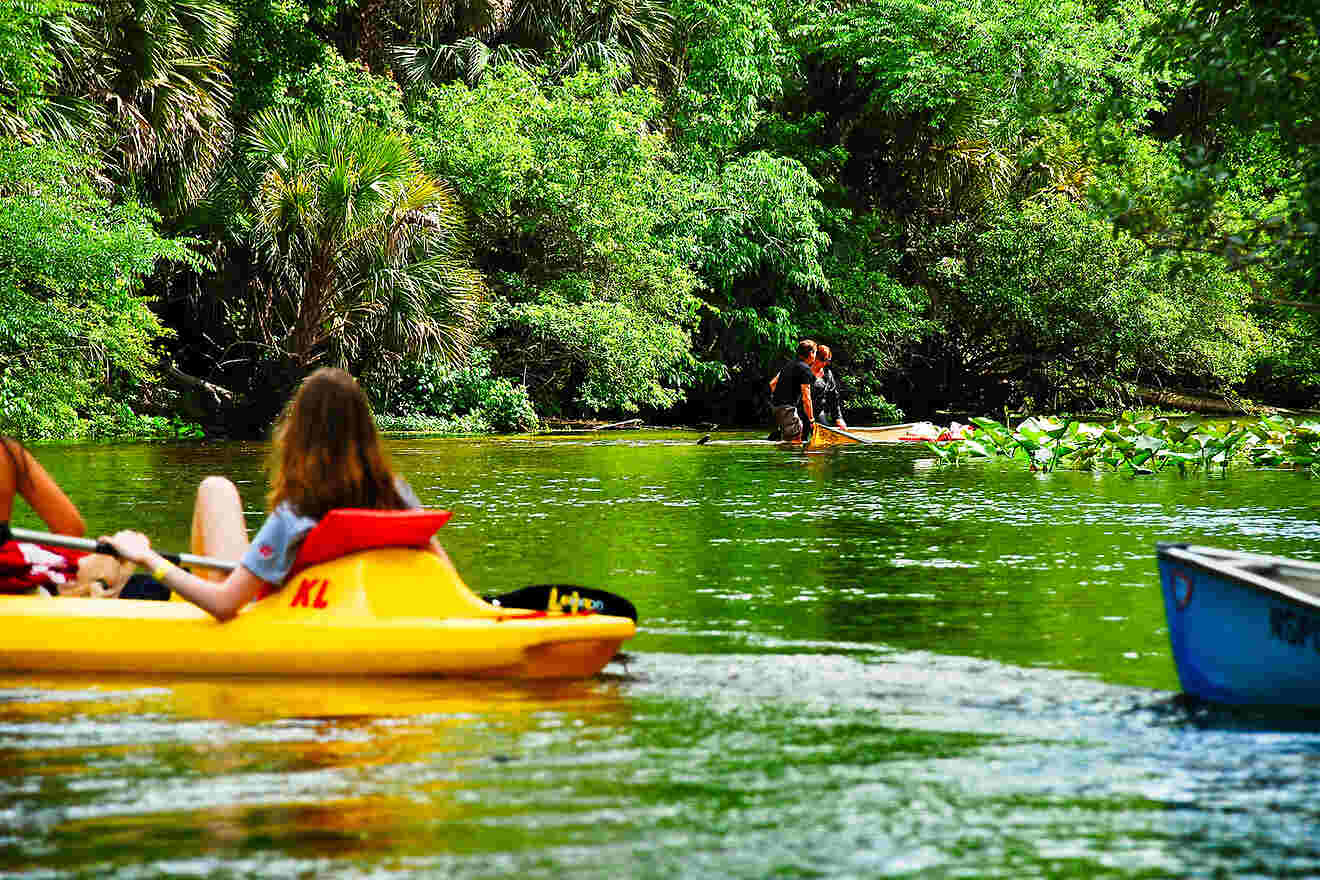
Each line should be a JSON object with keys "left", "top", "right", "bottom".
{"left": 190, "top": 476, "right": 249, "bottom": 581}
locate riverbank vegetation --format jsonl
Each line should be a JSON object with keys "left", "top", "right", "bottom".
{"left": 2, "top": 0, "right": 1316, "bottom": 438}
{"left": 929, "top": 414, "right": 1320, "bottom": 476}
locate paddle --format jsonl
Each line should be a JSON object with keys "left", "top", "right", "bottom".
{"left": 8, "top": 526, "right": 233, "bottom": 571}
{"left": 8, "top": 526, "right": 639, "bottom": 621}
{"left": 486, "top": 584, "right": 637, "bottom": 621}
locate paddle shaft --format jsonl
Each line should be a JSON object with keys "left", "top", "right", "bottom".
{"left": 816, "top": 424, "right": 872, "bottom": 444}
{"left": 8, "top": 527, "right": 639, "bottom": 621}
{"left": 9, "top": 527, "right": 236, "bottom": 571}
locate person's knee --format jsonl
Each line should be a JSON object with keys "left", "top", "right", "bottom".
{"left": 197, "top": 475, "right": 239, "bottom": 503}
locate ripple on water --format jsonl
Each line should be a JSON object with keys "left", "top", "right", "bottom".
{"left": 2, "top": 650, "right": 1320, "bottom": 879}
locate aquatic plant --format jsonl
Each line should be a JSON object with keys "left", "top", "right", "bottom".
{"left": 927, "top": 414, "right": 1320, "bottom": 476}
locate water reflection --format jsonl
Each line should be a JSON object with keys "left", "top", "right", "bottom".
{"left": 0, "top": 674, "right": 629, "bottom": 723}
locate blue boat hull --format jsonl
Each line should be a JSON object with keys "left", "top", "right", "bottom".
{"left": 1158, "top": 544, "right": 1320, "bottom": 706}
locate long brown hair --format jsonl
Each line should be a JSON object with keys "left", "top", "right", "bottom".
{"left": 267, "top": 368, "right": 408, "bottom": 518}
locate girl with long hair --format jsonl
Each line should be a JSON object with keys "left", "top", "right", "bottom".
{"left": 103, "top": 368, "right": 453, "bottom": 620}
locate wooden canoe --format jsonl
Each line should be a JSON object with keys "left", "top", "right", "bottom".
{"left": 805, "top": 423, "right": 925, "bottom": 450}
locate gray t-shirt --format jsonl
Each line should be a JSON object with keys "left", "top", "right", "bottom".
{"left": 240, "top": 479, "right": 423, "bottom": 585}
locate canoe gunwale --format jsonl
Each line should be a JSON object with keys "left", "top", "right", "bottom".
{"left": 812, "top": 424, "right": 875, "bottom": 445}
{"left": 1157, "top": 542, "right": 1320, "bottom": 611}
{"left": 806, "top": 422, "right": 925, "bottom": 451}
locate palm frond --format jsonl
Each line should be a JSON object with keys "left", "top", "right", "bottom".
{"left": 391, "top": 42, "right": 455, "bottom": 89}
{"left": 245, "top": 110, "right": 486, "bottom": 367}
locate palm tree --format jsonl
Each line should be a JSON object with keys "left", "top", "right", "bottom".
{"left": 244, "top": 108, "right": 485, "bottom": 370}
{"left": 0, "top": 0, "right": 100, "bottom": 143}
{"left": 43, "top": 0, "right": 235, "bottom": 211}
{"left": 392, "top": 0, "right": 672, "bottom": 89}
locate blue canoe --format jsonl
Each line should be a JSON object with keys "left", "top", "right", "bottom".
{"left": 1158, "top": 543, "right": 1320, "bottom": 706}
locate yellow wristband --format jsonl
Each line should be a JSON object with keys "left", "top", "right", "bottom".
{"left": 152, "top": 562, "right": 172, "bottom": 582}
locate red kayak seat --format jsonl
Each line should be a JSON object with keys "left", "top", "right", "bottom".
{"left": 286, "top": 508, "right": 453, "bottom": 580}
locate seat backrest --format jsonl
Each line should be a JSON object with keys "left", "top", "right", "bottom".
{"left": 287, "top": 508, "right": 452, "bottom": 579}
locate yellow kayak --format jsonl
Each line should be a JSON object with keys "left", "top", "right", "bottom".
{"left": 0, "top": 547, "right": 635, "bottom": 679}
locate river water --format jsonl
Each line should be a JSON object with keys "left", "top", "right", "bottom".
{"left": 3, "top": 431, "right": 1320, "bottom": 877}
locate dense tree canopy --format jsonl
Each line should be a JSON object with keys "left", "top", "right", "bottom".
{"left": 0, "top": 139, "right": 205, "bottom": 437}
{"left": 1111, "top": 0, "right": 1318, "bottom": 295}
{"left": 0, "top": 0, "right": 1316, "bottom": 438}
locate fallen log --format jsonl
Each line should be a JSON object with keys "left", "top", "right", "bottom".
{"left": 1134, "top": 387, "right": 1254, "bottom": 415}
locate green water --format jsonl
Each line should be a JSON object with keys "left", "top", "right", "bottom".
{"left": 4, "top": 431, "right": 1320, "bottom": 878}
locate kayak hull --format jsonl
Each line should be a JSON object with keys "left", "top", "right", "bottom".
{"left": 0, "top": 548, "right": 635, "bottom": 679}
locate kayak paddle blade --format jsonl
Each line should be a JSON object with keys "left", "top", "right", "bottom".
{"left": 484, "top": 585, "right": 638, "bottom": 622}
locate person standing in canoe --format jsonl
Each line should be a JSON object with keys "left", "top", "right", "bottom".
{"left": 101, "top": 367, "right": 456, "bottom": 621}
{"left": 768, "top": 339, "right": 818, "bottom": 444}
{"left": 811, "top": 344, "right": 847, "bottom": 430}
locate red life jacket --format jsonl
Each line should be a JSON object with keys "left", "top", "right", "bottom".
{"left": 0, "top": 539, "right": 85, "bottom": 594}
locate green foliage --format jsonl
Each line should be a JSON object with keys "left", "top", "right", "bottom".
{"left": 273, "top": 48, "right": 407, "bottom": 129}
{"left": 52, "top": 0, "right": 237, "bottom": 210}
{"left": 690, "top": 152, "right": 830, "bottom": 296}
{"left": 391, "top": 0, "right": 673, "bottom": 90}
{"left": 3, "top": 0, "right": 1313, "bottom": 436}
{"left": 665, "top": 0, "right": 833, "bottom": 394}
{"left": 377, "top": 349, "right": 539, "bottom": 433}
{"left": 930, "top": 413, "right": 1320, "bottom": 477}
{"left": 509, "top": 288, "right": 700, "bottom": 412}
{"left": 84, "top": 404, "right": 205, "bottom": 440}
{"left": 410, "top": 65, "right": 706, "bottom": 413}
{"left": 0, "top": 139, "right": 205, "bottom": 438}
{"left": 229, "top": 0, "right": 328, "bottom": 118}
{"left": 782, "top": 0, "right": 1167, "bottom": 229}
{"left": 241, "top": 107, "right": 484, "bottom": 372}
{"left": 0, "top": 0, "right": 70, "bottom": 137}
{"left": 1108, "top": 0, "right": 1320, "bottom": 296}
{"left": 911, "top": 198, "right": 1265, "bottom": 409}
{"left": 792, "top": 0, "right": 1163, "bottom": 134}
{"left": 1249, "top": 309, "right": 1320, "bottom": 401}
{"left": 670, "top": 0, "right": 786, "bottom": 161}
{"left": 804, "top": 214, "right": 931, "bottom": 419}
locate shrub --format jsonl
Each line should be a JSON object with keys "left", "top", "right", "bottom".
{"left": 378, "top": 350, "right": 539, "bottom": 434}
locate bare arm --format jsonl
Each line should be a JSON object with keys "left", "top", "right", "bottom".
{"left": 799, "top": 384, "right": 814, "bottom": 423}
{"left": 14, "top": 446, "right": 85, "bottom": 536}
{"left": 102, "top": 530, "right": 266, "bottom": 621}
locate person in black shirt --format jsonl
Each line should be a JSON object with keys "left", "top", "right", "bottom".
{"left": 767, "top": 340, "right": 818, "bottom": 443}
{"left": 812, "top": 344, "right": 846, "bottom": 429}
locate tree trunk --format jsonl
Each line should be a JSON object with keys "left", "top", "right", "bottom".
{"left": 358, "top": 0, "right": 388, "bottom": 73}
{"left": 292, "top": 252, "right": 335, "bottom": 367}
